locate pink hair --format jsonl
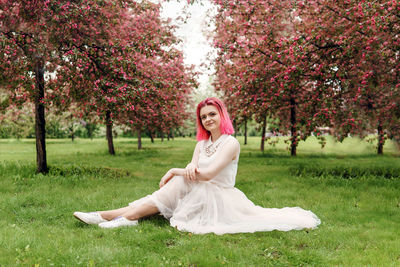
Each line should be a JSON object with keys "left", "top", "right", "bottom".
{"left": 196, "top": 97, "right": 235, "bottom": 141}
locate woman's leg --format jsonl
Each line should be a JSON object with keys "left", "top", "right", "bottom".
{"left": 99, "top": 176, "right": 189, "bottom": 221}
{"left": 122, "top": 204, "right": 159, "bottom": 221}
{"left": 99, "top": 203, "right": 159, "bottom": 221}
{"left": 98, "top": 206, "right": 132, "bottom": 221}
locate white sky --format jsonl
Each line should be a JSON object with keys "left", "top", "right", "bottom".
{"left": 160, "top": 0, "right": 217, "bottom": 92}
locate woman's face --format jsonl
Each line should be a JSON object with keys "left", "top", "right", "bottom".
{"left": 200, "top": 105, "right": 221, "bottom": 133}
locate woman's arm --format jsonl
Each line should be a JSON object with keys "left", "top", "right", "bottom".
{"left": 159, "top": 142, "right": 202, "bottom": 187}
{"left": 160, "top": 138, "right": 239, "bottom": 185}
{"left": 159, "top": 168, "right": 185, "bottom": 188}
{"left": 184, "top": 141, "right": 201, "bottom": 181}
{"left": 190, "top": 141, "right": 201, "bottom": 166}
{"left": 194, "top": 138, "right": 239, "bottom": 181}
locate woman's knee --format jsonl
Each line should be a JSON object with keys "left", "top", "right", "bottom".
{"left": 171, "top": 175, "right": 187, "bottom": 187}
{"left": 126, "top": 203, "right": 159, "bottom": 220}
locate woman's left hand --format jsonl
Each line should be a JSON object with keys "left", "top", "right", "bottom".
{"left": 159, "top": 170, "right": 174, "bottom": 188}
{"left": 184, "top": 163, "right": 197, "bottom": 182}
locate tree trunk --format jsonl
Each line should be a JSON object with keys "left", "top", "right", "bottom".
{"left": 86, "top": 123, "right": 95, "bottom": 140}
{"left": 137, "top": 128, "right": 142, "bottom": 150}
{"left": 105, "top": 110, "right": 115, "bottom": 155}
{"left": 260, "top": 115, "right": 267, "bottom": 152}
{"left": 34, "top": 57, "right": 48, "bottom": 173}
{"left": 377, "top": 124, "right": 384, "bottom": 155}
{"left": 171, "top": 129, "right": 174, "bottom": 140}
{"left": 70, "top": 124, "right": 75, "bottom": 142}
{"left": 161, "top": 131, "right": 164, "bottom": 142}
{"left": 233, "top": 119, "right": 237, "bottom": 138}
{"left": 244, "top": 117, "right": 248, "bottom": 145}
{"left": 148, "top": 129, "right": 154, "bottom": 143}
{"left": 290, "top": 97, "right": 297, "bottom": 157}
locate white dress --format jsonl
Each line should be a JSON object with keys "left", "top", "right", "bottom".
{"left": 129, "top": 134, "right": 321, "bottom": 235}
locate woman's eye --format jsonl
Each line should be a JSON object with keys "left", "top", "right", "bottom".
{"left": 201, "top": 113, "right": 216, "bottom": 120}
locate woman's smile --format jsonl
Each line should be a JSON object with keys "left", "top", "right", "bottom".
{"left": 200, "top": 105, "right": 221, "bottom": 133}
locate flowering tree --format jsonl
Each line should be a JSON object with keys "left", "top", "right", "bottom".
{"left": 212, "top": 0, "right": 333, "bottom": 155}
{"left": 0, "top": 0, "right": 195, "bottom": 172}
{"left": 1, "top": 0, "right": 64, "bottom": 172}
{"left": 213, "top": 53, "right": 254, "bottom": 144}
{"left": 46, "top": 1, "right": 169, "bottom": 154}
{"left": 118, "top": 53, "right": 196, "bottom": 149}
{"left": 213, "top": 0, "right": 400, "bottom": 155}
{"left": 51, "top": 2, "right": 196, "bottom": 151}
{"left": 296, "top": 0, "right": 400, "bottom": 154}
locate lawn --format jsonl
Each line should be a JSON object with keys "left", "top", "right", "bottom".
{"left": 1, "top": 136, "right": 399, "bottom": 266}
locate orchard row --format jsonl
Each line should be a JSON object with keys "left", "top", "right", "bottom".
{"left": 213, "top": 0, "right": 400, "bottom": 155}
{"left": 1, "top": 1, "right": 399, "bottom": 173}
{"left": 0, "top": 0, "right": 196, "bottom": 172}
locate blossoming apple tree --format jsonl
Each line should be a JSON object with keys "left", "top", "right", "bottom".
{"left": 0, "top": 0, "right": 195, "bottom": 172}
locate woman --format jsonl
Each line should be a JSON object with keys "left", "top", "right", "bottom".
{"left": 74, "top": 97, "right": 321, "bottom": 234}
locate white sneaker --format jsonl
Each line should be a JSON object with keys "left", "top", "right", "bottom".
{"left": 98, "top": 216, "right": 138, "bottom": 228}
{"left": 73, "top": 211, "right": 107, "bottom": 225}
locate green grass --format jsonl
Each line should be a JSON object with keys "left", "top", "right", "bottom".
{"left": 1, "top": 136, "right": 400, "bottom": 266}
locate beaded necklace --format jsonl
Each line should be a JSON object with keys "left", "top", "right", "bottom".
{"left": 204, "top": 135, "right": 226, "bottom": 157}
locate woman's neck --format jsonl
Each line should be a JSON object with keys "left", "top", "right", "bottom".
{"left": 210, "top": 131, "right": 222, "bottom": 142}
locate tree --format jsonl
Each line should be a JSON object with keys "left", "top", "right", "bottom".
{"left": 119, "top": 53, "right": 196, "bottom": 149}
{"left": 213, "top": 0, "right": 400, "bottom": 156}
{"left": 1, "top": 0, "right": 61, "bottom": 172}
{"left": 296, "top": 0, "right": 400, "bottom": 154}
{"left": 1, "top": 0, "right": 195, "bottom": 172}
{"left": 52, "top": 1, "right": 195, "bottom": 151}
{"left": 212, "top": 0, "right": 332, "bottom": 155}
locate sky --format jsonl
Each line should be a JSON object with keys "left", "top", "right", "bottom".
{"left": 159, "top": 0, "right": 217, "bottom": 92}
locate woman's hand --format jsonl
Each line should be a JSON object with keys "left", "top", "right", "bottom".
{"left": 159, "top": 170, "right": 174, "bottom": 188}
{"left": 184, "top": 163, "right": 197, "bottom": 182}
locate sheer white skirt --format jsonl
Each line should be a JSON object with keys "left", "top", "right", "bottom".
{"left": 129, "top": 176, "right": 321, "bottom": 235}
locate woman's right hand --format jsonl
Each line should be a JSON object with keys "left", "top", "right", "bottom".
{"left": 184, "top": 163, "right": 197, "bottom": 182}
{"left": 159, "top": 170, "right": 174, "bottom": 188}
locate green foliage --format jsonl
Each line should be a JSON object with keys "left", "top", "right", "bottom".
{"left": 290, "top": 164, "right": 400, "bottom": 179}
{"left": 48, "top": 164, "right": 130, "bottom": 178}
{"left": 0, "top": 91, "right": 9, "bottom": 112}
{"left": 83, "top": 122, "right": 100, "bottom": 139}
{"left": 0, "top": 137, "right": 400, "bottom": 266}
{"left": 45, "top": 120, "right": 68, "bottom": 139}
{"left": 0, "top": 125, "right": 12, "bottom": 138}
{"left": 0, "top": 104, "right": 35, "bottom": 139}
{"left": 0, "top": 114, "right": 100, "bottom": 139}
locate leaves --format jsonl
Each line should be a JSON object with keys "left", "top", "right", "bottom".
{"left": 212, "top": 0, "right": 400, "bottom": 154}
{"left": 0, "top": 0, "right": 197, "bottom": 144}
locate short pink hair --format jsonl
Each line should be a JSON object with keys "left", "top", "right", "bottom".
{"left": 196, "top": 97, "right": 235, "bottom": 141}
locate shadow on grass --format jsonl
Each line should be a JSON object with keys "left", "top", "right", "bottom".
{"left": 245, "top": 150, "right": 400, "bottom": 160}
{"left": 140, "top": 214, "right": 169, "bottom": 227}
{"left": 116, "top": 147, "right": 160, "bottom": 158}
{"left": 72, "top": 215, "right": 169, "bottom": 229}
{"left": 0, "top": 162, "right": 131, "bottom": 179}
{"left": 73, "top": 221, "right": 92, "bottom": 228}
{"left": 290, "top": 163, "right": 400, "bottom": 179}
{"left": 70, "top": 149, "right": 159, "bottom": 158}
